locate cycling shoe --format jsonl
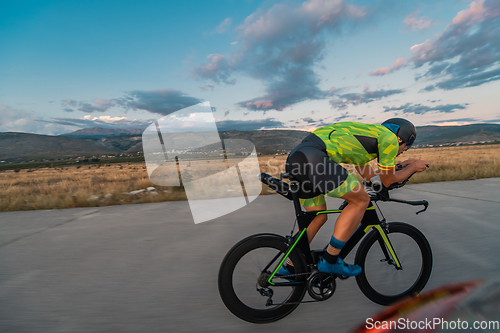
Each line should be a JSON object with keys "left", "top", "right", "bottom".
{"left": 317, "top": 257, "right": 361, "bottom": 277}
{"left": 277, "top": 264, "right": 295, "bottom": 280}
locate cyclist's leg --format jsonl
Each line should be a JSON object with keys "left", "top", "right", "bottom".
{"left": 299, "top": 195, "right": 328, "bottom": 242}
{"left": 328, "top": 181, "right": 370, "bottom": 254}
{"left": 304, "top": 204, "right": 328, "bottom": 242}
{"left": 280, "top": 195, "right": 327, "bottom": 275}
{"left": 318, "top": 172, "right": 369, "bottom": 276}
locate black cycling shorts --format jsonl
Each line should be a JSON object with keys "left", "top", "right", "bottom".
{"left": 285, "top": 133, "right": 358, "bottom": 206}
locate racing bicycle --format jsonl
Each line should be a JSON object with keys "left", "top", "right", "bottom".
{"left": 218, "top": 170, "right": 432, "bottom": 323}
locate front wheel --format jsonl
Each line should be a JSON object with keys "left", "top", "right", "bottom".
{"left": 355, "top": 222, "right": 432, "bottom": 305}
{"left": 218, "top": 234, "right": 307, "bottom": 323}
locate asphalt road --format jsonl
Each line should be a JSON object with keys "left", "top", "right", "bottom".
{"left": 1, "top": 178, "right": 499, "bottom": 333}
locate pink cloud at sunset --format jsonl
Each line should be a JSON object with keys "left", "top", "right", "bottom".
{"left": 369, "top": 57, "right": 406, "bottom": 76}
{"left": 403, "top": 11, "right": 438, "bottom": 31}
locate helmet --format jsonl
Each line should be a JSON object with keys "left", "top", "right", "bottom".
{"left": 382, "top": 118, "right": 416, "bottom": 149}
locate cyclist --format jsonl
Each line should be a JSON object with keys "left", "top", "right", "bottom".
{"left": 280, "top": 118, "right": 429, "bottom": 277}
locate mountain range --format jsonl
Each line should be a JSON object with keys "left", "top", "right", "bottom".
{"left": 1, "top": 124, "right": 499, "bottom": 163}
{"left": 62, "top": 127, "right": 143, "bottom": 139}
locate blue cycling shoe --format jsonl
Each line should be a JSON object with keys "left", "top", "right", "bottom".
{"left": 317, "top": 257, "right": 362, "bottom": 277}
{"left": 277, "top": 265, "right": 295, "bottom": 280}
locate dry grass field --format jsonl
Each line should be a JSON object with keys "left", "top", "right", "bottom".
{"left": 1, "top": 144, "right": 499, "bottom": 212}
{"left": 0, "top": 164, "right": 187, "bottom": 212}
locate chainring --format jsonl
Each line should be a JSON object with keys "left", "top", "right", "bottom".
{"left": 307, "top": 271, "right": 336, "bottom": 301}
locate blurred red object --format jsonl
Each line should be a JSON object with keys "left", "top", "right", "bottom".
{"left": 351, "top": 280, "right": 490, "bottom": 333}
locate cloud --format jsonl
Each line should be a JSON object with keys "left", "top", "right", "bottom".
{"left": 191, "top": 54, "right": 236, "bottom": 85}
{"left": 47, "top": 116, "right": 153, "bottom": 129}
{"left": 409, "top": 0, "right": 500, "bottom": 90}
{"left": 383, "top": 103, "right": 467, "bottom": 114}
{"left": 329, "top": 88, "right": 404, "bottom": 110}
{"left": 403, "top": 11, "right": 438, "bottom": 31}
{"left": 0, "top": 103, "right": 81, "bottom": 135}
{"left": 192, "top": 0, "right": 369, "bottom": 111}
{"left": 63, "top": 89, "right": 204, "bottom": 116}
{"left": 482, "top": 119, "right": 500, "bottom": 123}
{"left": 63, "top": 99, "right": 77, "bottom": 107}
{"left": 121, "top": 89, "right": 204, "bottom": 115}
{"left": 62, "top": 98, "right": 117, "bottom": 113}
{"left": 289, "top": 117, "right": 333, "bottom": 129}
{"left": 238, "top": 68, "right": 328, "bottom": 110}
{"left": 430, "top": 117, "right": 477, "bottom": 123}
{"left": 332, "top": 111, "right": 351, "bottom": 122}
{"left": 215, "top": 118, "right": 284, "bottom": 131}
{"left": 0, "top": 103, "right": 37, "bottom": 132}
{"left": 199, "top": 84, "right": 215, "bottom": 91}
{"left": 213, "top": 18, "right": 232, "bottom": 34}
{"left": 422, "top": 67, "right": 500, "bottom": 91}
{"left": 370, "top": 57, "right": 406, "bottom": 76}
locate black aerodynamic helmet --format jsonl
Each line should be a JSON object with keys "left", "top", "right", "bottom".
{"left": 382, "top": 118, "right": 416, "bottom": 149}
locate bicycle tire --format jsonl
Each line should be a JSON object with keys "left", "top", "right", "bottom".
{"left": 218, "top": 233, "right": 307, "bottom": 323}
{"left": 355, "top": 222, "right": 432, "bottom": 305}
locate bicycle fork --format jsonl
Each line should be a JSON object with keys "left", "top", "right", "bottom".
{"left": 364, "top": 223, "right": 402, "bottom": 270}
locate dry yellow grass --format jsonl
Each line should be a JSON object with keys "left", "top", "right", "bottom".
{"left": 1, "top": 144, "right": 499, "bottom": 212}
{"left": 398, "top": 144, "right": 500, "bottom": 184}
{"left": 0, "top": 164, "right": 186, "bottom": 212}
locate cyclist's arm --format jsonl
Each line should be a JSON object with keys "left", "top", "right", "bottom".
{"left": 400, "top": 158, "right": 419, "bottom": 167}
{"left": 355, "top": 164, "right": 378, "bottom": 181}
{"left": 379, "top": 160, "right": 429, "bottom": 187}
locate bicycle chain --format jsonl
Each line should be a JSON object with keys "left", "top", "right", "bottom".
{"left": 275, "top": 272, "right": 311, "bottom": 279}
{"left": 274, "top": 270, "right": 343, "bottom": 280}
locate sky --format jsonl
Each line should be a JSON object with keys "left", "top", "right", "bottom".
{"left": 1, "top": 0, "right": 500, "bottom": 135}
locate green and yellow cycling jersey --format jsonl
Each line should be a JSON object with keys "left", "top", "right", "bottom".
{"left": 312, "top": 121, "right": 399, "bottom": 170}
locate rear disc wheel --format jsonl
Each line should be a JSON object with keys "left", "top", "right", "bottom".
{"left": 218, "top": 234, "right": 307, "bottom": 323}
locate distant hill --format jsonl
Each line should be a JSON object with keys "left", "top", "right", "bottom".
{"left": 0, "top": 130, "right": 308, "bottom": 163}
{"left": 414, "top": 124, "right": 500, "bottom": 146}
{"left": 1, "top": 124, "right": 500, "bottom": 163}
{"left": 98, "top": 135, "right": 143, "bottom": 153}
{"left": 219, "top": 130, "right": 308, "bottom": 154}
{"left": 0, "top": 132, "right": 120, "bottom": 163}
{"left": 61, "top": 127, "right": 144, "bottom": 139}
